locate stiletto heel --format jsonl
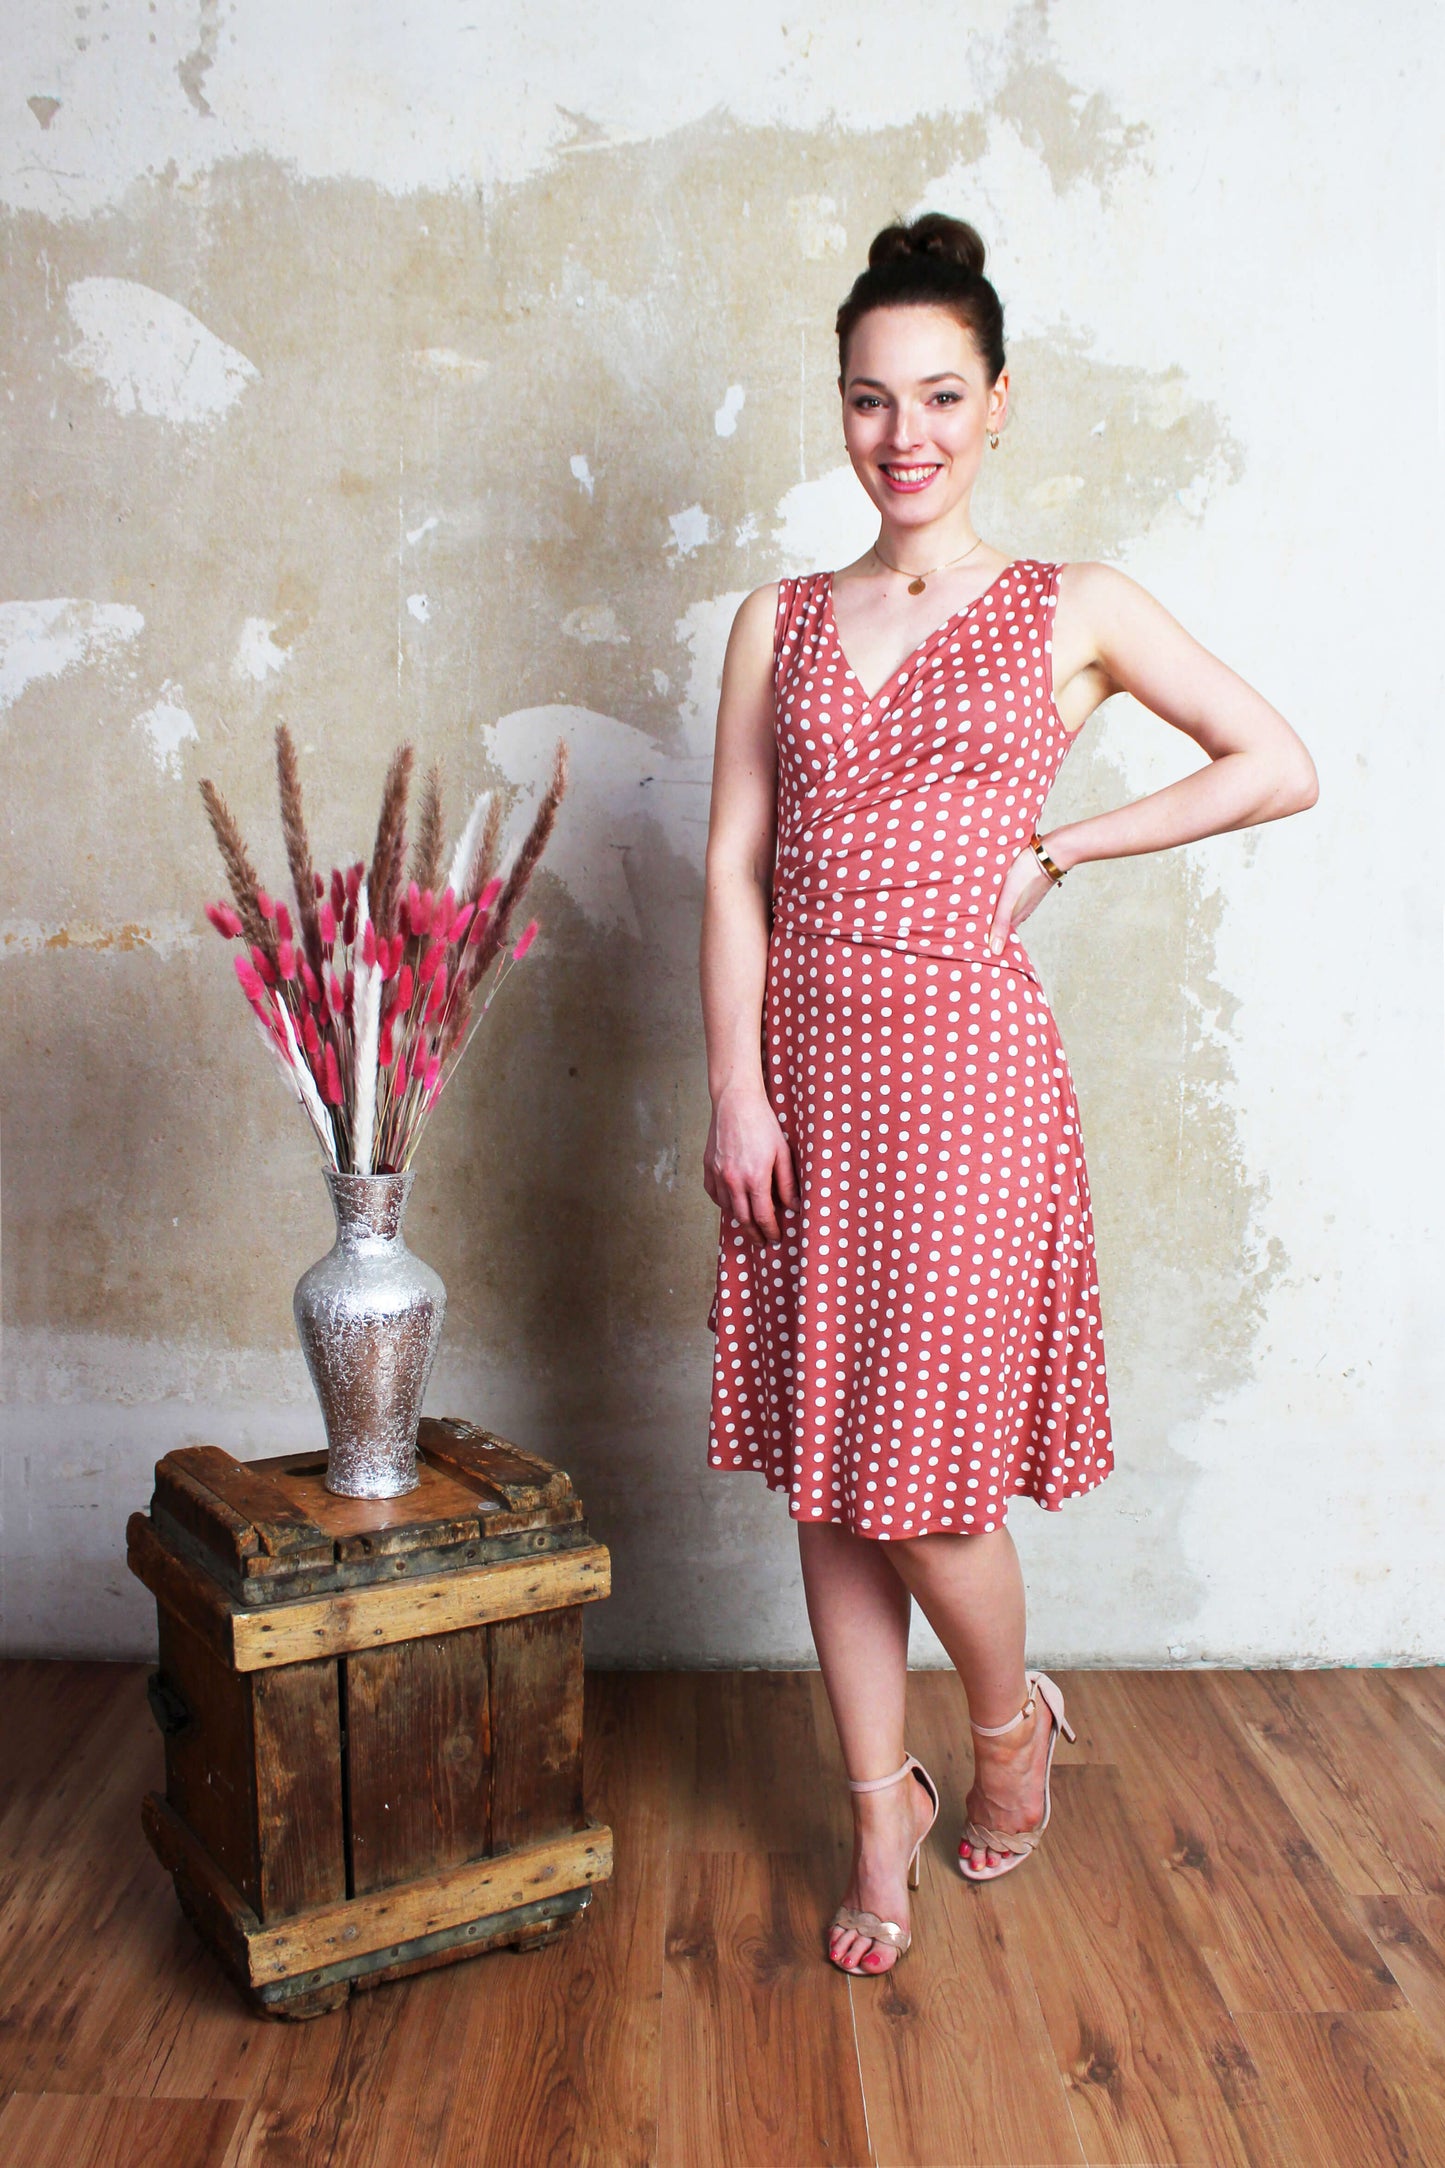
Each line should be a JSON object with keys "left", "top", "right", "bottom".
{"left": 827, "top": 1751, "right": 940, "bottom": 1972}
{"left": 957, "top": 1670, "right": 1073, "bottom": 1884}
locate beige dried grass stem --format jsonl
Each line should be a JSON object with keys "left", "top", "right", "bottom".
{"left": 275, "top": 723, "right": 323, "bottom": 967}
{"left": 464, "top": 794, "right": 506, "bottom": 904}
{"left": 464, "top": 738, "right": 567, "bottom": 990}
{"left": 368, "top": 743, "right": 413, "bottom": 937}
{"left": 410, "top": 762, "right": 445, "bottom": 893}
{"left": 199, "top": 777, "right": 272, "bottom": 951}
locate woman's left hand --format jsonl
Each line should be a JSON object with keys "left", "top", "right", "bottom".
{"left": 986, "top": 841, "right": 1061, "bottom": 954}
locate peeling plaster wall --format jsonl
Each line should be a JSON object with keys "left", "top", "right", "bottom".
{"left": 2, "top": 1, "right": 1441, "bottom": 1665}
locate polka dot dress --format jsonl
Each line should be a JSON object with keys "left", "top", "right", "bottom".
{"left": 706, "top": 559, "right": 1113, "bottom": 1539}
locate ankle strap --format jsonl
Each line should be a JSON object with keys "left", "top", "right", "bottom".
{"left": 846, "top": 1753, "right": 916, "bottom": 1794}
{"left": 970, "top": 1679, "right": 1038, "bottom": 1738}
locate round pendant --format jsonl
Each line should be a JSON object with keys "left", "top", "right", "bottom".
{"left": 907, "top": 576, "right": 926, "bottom": 595}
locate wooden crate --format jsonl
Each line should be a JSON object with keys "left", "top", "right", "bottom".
{"left": 126, "top": 1416, "right": 613, "bottom": 2019}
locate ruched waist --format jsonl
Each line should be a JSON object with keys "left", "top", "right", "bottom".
{"left": 771, "top": 888, "right": 1040, "bottom": 983}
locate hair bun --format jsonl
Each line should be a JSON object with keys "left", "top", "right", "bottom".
{"left": 868, "top": 212, "right": 987, "bottom": 279}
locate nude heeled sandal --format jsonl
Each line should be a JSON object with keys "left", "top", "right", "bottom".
{"left": 827, "top": 1752, "right": 940, "bottom": 1973}
{"left": 957, "top": 1670, "right": 1075, "bottom": 1884}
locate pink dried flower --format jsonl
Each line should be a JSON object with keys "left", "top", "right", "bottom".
{"left": 512, "top": 919, "right": 539, "bottom": 960}
{"left": 388, "top": 933, "right": 406, "bottom": 977}
{"left": 378, "top": 1021, "right": 395, "bottom": 1067}
{"left": 477, "top": 874, "right": 503, "bottom": 911}
{"left": 433, "top": 886, "right": 457, "bottom": 940}
{"left": 257, "top": 889, "right": 277, "bottom": 921}
{"left": 277, "top": 938, "right": 298, "bottom": 980}
{"left": 410, "top": 1038, "right": 429, "bottom": 1081}
{"left": 362, "top": 922, "right": 378, "bottom": 969}
{"left": 205, "top": 901, "right": 244, "bottom": 939}
{"left": 235, "top": 953, "right": 265, "bottom": 1004}
{"left": 300, "top": 959, "right": 321, "bottom": 1003}
{"left": 449, "top": 902, "right": 475, "bottom": 944}
{"left": 276, "top": 901, "right": 294, "bottom": 943}
{"left": 314, "top": 870, "right": 325, "bottom": 898}
{"left": 425, "top": 966, "right": 448, "bottom": 1021}
{"left": 342, "top": 899, "right": 357, "bottom": 947}
{"left": 393, "top": 963, "right": 414, "bottom": 1010}
{"left": 330, "top": 868, "right": 346, "bottom": 916}
{"left": 329, "top": 969, "right": 344, "bottom": 1011}
{"left": 251, "top": 945, "right": 277, "bottom": 988}
{"left": 345, "top": 863, "right": 362, "bottom": 907}
{"left": 423, "top": 1054, "right": 441, "bottom": 1099}
{"left": 321, "top": 1042, "right": 343, "bottom": 1106}
{"left": 319, "top": 900, "right": 337, "bottom": 947}
{"left": 302, "top": 1012, "right": 320, "bottom": 1058}
{"left": 418, "top": 939, "right": 445, "bottom": 986}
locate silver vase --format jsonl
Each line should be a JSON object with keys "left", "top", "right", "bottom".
{"left": 293, "top": 1170, "right": 447, "bottom": 1499}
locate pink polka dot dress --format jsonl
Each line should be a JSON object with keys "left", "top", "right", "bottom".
{"left": 706, "top": 559, "right": 1113, "bottom": 1539}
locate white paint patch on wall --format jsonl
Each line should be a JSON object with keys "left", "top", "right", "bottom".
{"left": 570, "top": 453, "right": 596, "bottom": 498}
{"left": 62, "top": 278, "right": 258, "bottom": 425}
{"left": 480, "top": 670, "right": 726, "bottom": 936}
{"left": 561, "top": 604, "right": 628, "bottom": 646}
{"left": 714, "top": 384, "right": 746, "bottom": 437}
{"left": 771, "top": 464, "right": 876, "bottom": 574}
{"left": 407, "top": 593, "right": 430, "bottom": 622}
{"left": 0, "top": 597, "right": 144, "bottom": 713}
{"left": 134, "top": 681, "right": 197, "bottom": 776}
{"left": 232, "top": 616, "right": 289, "bottom": 681}
{"left": 667, "top": 504, "right": 719, "bottom": 557}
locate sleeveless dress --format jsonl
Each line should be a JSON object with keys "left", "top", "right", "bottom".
{"left": 705, "top": 558, "right": 1113, "bottom": 1539}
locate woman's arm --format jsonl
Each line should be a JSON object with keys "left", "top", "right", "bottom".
{"left": 988, "top": 560, "right": 1320, "bottom": 952}
{"left": 699, "top": 584, "right": 797, "bottom": 1246}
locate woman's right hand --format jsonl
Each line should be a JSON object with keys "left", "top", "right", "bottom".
{"left": 703, "top": 1084, "right": 798, "bottom": 1246}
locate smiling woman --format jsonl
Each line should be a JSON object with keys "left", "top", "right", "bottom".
{"left": 697, "top": 212, "right": 1319, "bottom": 1982}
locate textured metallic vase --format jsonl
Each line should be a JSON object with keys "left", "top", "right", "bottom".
{"left": 293, "top": 1170, "right": 446, "bottom": 1499}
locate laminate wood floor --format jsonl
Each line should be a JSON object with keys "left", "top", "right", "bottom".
{"left": 2, "top": 1661, "right": 1444, "bottom": 2166}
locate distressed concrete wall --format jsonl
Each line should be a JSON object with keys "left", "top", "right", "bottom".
{"left": 2, "top": 1, "right": 1440, "bottom": 1666}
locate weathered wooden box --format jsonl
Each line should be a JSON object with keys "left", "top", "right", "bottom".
{"left": 126, "top": 1416, "right": 613, "bottom": 2019}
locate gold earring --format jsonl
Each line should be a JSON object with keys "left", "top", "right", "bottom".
{"left": 988, "top": 430, "right": 1000, "bottom": 450}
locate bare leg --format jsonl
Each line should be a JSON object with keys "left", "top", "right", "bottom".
{"left": 797, "top": 1520, "right": 937, "bottom": 1974}
{"left": 888, "top": 1524, "right": 1059, "bottom": 1870}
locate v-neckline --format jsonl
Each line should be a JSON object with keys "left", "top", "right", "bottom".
{"left": 825, "top": 560, "right": 1020, "bottom": 707}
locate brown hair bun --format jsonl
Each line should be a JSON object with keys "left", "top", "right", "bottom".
{"left": 836, "top": 213, "right": 1005, "bottom": 381}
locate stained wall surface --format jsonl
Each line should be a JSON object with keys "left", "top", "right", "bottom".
{"left": 2, "top": 0, "right": 1440, "bottom": 1665}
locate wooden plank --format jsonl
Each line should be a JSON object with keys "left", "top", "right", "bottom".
{"left": 1008, "top": 1759, "right": 1264, "bottom": 2164}
{"left": 489, "top": 1609, "right": 586, "bottom": 1852}
{"left": 164, "top": 1446, "right": 331, "bottom": 1559}
{"left": 1358, "top": 1894, "right": 1445, "bottom": 2057}
{"left": 1235, "top": 2007, "right": 1445, "bottom": 2165}
{"left": 1227, "top": 1667, "right": 1445, "bottom": 1899}
{"left": 251, "top": 1661, "right": 347, "bottom": 1919}
{"left": 153, "top": 1612, "right": 259, "bottom": 1907}
{"left": 229, "top": 1543, "right": 611, "bottom": 1671}
{"left": 246, "top": 1824, "right": 613, "bottom": 1984}
{"left": 127, "top": 1511, "right": 237, "bottom": 1666}
{"left": 419, "top": 1417, "right": 574, "bottom": 1510}
{"left": 151, "top": 1459, "right": 263, "bottom": 1580}
{"left": 142, "top": 1790, "right": 263, "bottom": 1981}
{"left": 0, "top": 2092, "right": 243, "bottom": 2168}
{"left": 345, "top": 1627, "right": 492, "bottom": 1895}
{"left": 1086, "top": 1669, "right": 1401, "bottom": 2015}
{"left": 660, "top": 1847, "right": 873, "bottom": 2166}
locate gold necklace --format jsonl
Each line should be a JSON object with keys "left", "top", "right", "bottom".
{"left": 871, "top": 533, "right": 985, "bottom": 595}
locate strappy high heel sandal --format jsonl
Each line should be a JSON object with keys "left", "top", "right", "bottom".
{"left": 958, "top": 1670, "right": 1075, "bottom": 1884}
{"left": 827, "top": 1752, "right": 940, "bottom": 1974}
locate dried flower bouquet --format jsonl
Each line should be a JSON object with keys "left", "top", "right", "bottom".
{"left": 200, "top": 728, "right": 567, "bottom": 1173}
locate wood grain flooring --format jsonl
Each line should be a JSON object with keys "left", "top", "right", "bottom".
{"left": 2, "top": 1660, "right": 1443, "bottom": 2166}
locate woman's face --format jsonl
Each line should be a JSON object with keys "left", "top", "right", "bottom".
{"left": 839, "top": 304, "right": 1008, "bottom": 530}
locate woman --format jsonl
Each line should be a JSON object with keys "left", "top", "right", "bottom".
{"left": 699, "top": 214, "right": 1317, "bottom": 1977}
